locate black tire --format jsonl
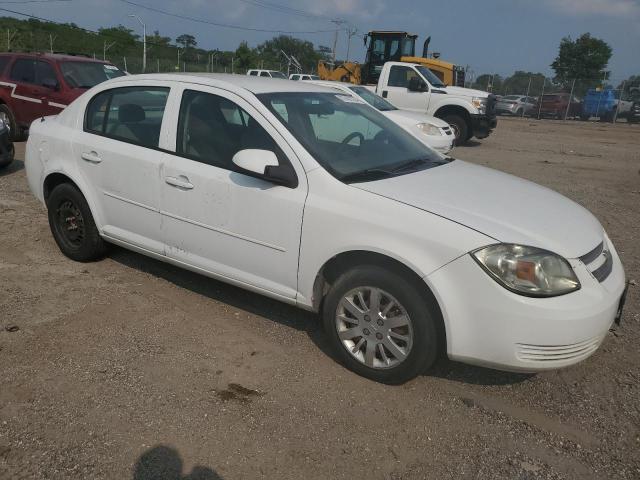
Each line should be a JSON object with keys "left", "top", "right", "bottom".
{"left": 442, "top": 114, "right": 468, "bottom": 146}
{"left": 0, "top": 104, "right": 26, "bottom": 142}
{"left": 322, "top": 265, "right": 439, "bottom": 384}
{"left": 46, "top": 183, "right": 107, "bottom": 262}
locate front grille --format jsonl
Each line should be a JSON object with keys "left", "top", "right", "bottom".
{"left": 579, "top": 240, "right": 612, "bottom": 283}
{"left": 516, "top": 335, "right": 605, "bottom": 363}
{"left": 486, "top": 95, "right": 497, "bottom": 117}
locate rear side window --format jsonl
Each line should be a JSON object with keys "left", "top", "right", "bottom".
{"left": 0, "top": 56, "right": 11, "bottom": 75}
{"left": 260, "top": 72, "right": 270, "bottom": 77}
{"left": 10, "top": 59, "right": 36, "bottom": 83}
{"left": 248, "top": 70, "right": 258, "bottom": 76}
{"left": 85, "top": 86, "right": 169, "bottom": 148}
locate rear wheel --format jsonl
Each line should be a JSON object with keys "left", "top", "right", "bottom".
{"left": 0, "top": 104, "right": 25, "bottom": 142}
{"left": 322, "top": 265, "right": 439, "bottom": 384}
{"left": 46, "top": 183, "right": 107, "bottom": 262}
{"left": 442, "top": 114, "right": 468, "bottom": 146}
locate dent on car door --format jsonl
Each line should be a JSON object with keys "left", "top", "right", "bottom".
{"left": 72, "top": 85, "right": 171, "bottom": 253}
{"left": 160, "top": 88, "right": 307, "bottom": 299}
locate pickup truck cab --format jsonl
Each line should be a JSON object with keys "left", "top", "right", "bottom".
{"left": 368, "top": 62, "right": 497, "bottom": 145}
{"left": 246, "top": 69, "right": 287, "bottom": 79}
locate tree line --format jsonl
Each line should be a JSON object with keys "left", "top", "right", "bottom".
{"left": 0, "top": 16, "right": 330, "bottom": 73}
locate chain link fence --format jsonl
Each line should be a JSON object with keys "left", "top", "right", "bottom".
{"left": 470, "top": 74, "right": 640, "bottom": 124}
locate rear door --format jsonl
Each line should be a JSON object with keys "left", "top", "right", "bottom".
{"left": 6, "top": 58, "right": 41, "bottom": 125}
{"left": 382, "top": 65, "right": 429, "bottom": 112}
{"left": 73, "top": 83, "right": 171, "bottom": 253}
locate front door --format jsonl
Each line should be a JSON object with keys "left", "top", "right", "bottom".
{"left": 159, "top": 86, "right": 307, "bottom": 300}
{"left": 73, "top": 84, "right": 171, "bottom": 254}
{"left": 383, "top": 64, "right": 430, "bottom": 113}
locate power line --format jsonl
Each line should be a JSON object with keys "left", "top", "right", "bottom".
{"left": 118, "top": 0, "right": 338, "bottom": 34}
{"left": 235, "top": 0, "right": 334, "bottom": 21}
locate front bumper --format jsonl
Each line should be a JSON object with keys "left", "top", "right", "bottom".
{"left": 470, "top": 114, "right": 497, "bottom": 139}
{"left": 0, "top": 126, "right": 14, "bottom": 168}
{"left": 426, "top": 238, "right": 626, "bottom": 372}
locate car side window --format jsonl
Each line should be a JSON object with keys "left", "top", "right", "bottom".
{"left": 249, "top": 71, "right": 258, "bottom": 76}
{"left": 35, "top": 61, "right": 58, "bottom": 88}
{"left": 0, "top": 56, "right": 11, "bottom": 75}
{"left": 10, "top": 59, "right": 36, "bottom": 84}
{"left": 84, "top": 86, "right": 169, "bottom": 148}
{"left": 176, "top": 89, "right": 282, "bottom": 172}
{"left": 260, "top": 72, "right": 270, "bottom": 77}
{"left": 388, "top": 66, "right": 417, "bottom": 88}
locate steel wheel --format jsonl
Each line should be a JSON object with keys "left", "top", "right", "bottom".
{"left": 0, "top": 110, "right": 11, "bottom": 133}
{"left": 335, "top": 286, "right": 413, "bottom": 369}
{"left": 55, "top": 199, "right": 86, "bottom": 249}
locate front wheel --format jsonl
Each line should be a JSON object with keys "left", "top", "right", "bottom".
{"left": 0, "top": 104, "right": 25, "bottom": 142}
{"left": 441, "top": 114, "right": 468, "bottom": 146}
{"left": 322, "top": 266, "right": 439, "bottom": 384}
{"left": 46, "top": 183, "right": 107, "bottom": 262}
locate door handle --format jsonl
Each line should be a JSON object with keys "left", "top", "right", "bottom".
{"left": 382, "top": 90, "right": 388, "bottom": 98}
{"left": 165, "top": 175, "right": 194, "bottom": 190}
{"left": 81, "top": 151, "right": 102, "bottom": 164}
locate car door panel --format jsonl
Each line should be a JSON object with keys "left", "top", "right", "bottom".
{"left": 160, "top": 87, "right": 307, "bottom": 299}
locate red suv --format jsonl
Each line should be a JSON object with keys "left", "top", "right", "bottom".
{"left": 0, "top": 53, "right": 125, "bottom": 140}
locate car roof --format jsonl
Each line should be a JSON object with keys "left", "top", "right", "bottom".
{"left": 106, "top": 72, "right": 337, "bottom": 94}
{"left": 305, "top": 80, "right": 353, "bottom": 89}
{"left": 0, "top": 52, "right": 114, "bottom": 64}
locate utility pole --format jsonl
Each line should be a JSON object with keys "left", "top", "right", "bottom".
{"left": 127, "top": 14, "right": 146, "bottom": 73}
{"left": 49, "top": 34, "right": 57, "bottom": 54}
{"left": 103, "top": 40, "right": 116, "bottom": 61}
{"left": 331, "top": 19, "right": 347, "bottom": 64}
{"left": 177, "top": 48, "right": 183, "bottom": 70}
{"left": 7, "top": 29, "right": 17, "bottom": 51}
{"left": 345, "top": 26, "right": 358, "bottom": 62}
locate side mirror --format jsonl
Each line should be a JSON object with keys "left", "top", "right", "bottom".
{"left": 42, "top": 78, "right": 59, "bottom": 91}
{"left": 232, "top": 149, "right": 298, "bottom": 188}
{"left": 408, "top": 76, "right": 427, "bottom": 92}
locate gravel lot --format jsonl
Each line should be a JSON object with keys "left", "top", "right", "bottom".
{"left": 1, "top": 117, "right": 639, "bottom": 479}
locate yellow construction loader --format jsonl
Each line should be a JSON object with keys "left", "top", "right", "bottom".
{"left": 318, "top": 31, "right": 466, "bottom": 87}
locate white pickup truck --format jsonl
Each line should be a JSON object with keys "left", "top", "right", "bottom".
{"left": 367, "top": 62, "right": 497, "bottom": 145}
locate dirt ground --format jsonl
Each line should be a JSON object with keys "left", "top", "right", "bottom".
{"left": 1, "top": 117, "right": 639, "bottom": 480}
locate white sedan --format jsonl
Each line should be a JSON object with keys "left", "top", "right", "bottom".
{"left": 25, "top": 74, "right": 627, "bottom": 383}
{"left": 308, "top": 80, "right": 454, "bottom": 155}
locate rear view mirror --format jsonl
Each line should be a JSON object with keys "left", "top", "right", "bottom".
{"left": 408, "top": 76, "right": 427, "bottom": 92}
{"left": 232, "top": 149, "right": 298, "bottom": 188}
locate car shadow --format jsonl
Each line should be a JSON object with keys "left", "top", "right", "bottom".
{"left": 133, "top": 445, "right": 223, "bottom": 480}
{"left": 459, "top": 140, "right": 482, "bottom": 148}
{"left": 0, "top": 158, "right": 24, "bottom": 176}
{"left": 429, "top": 359, "right": 534, "bottom": 386}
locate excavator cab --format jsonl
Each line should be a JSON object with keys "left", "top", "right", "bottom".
{"left": 363, "top": 31, "right": 417, "bottom": 84}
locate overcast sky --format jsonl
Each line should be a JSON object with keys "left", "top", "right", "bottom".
{"left": 3, "top": 0, "right": 639, "bottom": 81}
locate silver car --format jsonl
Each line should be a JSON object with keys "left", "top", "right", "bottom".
{"left": 496, "top": 95, "right": 537, "bottom": 116}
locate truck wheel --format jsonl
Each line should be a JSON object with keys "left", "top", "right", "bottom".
{"left": 0, "top": 104, "right": 25, "bottom": 142}
{"left": 442, "top": 114, "right": 468, "bottom": 146}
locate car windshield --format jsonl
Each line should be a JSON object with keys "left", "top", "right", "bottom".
{"left": 259, "top": 92, "right": 446, "bottom": 183}
{"left": 415, "top": 66, "right": 446, "bottom": 88}
{"left": 60, "top": 61, "right": 125, "bottom": 88}
{"left": 348, "top": 86, "right": 397, "bottom": 111}
{"left": 270, "top": 71, "right": 287, "bottom": 79}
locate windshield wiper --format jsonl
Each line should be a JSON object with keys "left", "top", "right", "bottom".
{"left": 341, "top": 168, "right": 395, "bottom": 183}
{"left": 391, "top": 158, "right": 431, "bottom": 173}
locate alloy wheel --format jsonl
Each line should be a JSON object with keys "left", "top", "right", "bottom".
{"left": 335, "top": 287, "right": 414, "bottom": 369}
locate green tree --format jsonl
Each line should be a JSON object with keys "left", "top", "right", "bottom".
{"left": 256, "top": 35, "right": 321, "bottom": 72}
{"left": 551, "top": 33, "right": 612, "bottom": 88}
{"left": 176, "top": 33, "right": 197, "bottom": 50}
{"left": 98, "top": 25, "right": 138, "bottom": 48}
{"left": 501, "top": 71, "right": 547, "bottom": 96}
{"left": 472, "top": 73, "right": 503, "bottom": 93}
{"left": 234, "top": 41, "right": 256, "bottom": 72}
{"left": 148, "top": 29, "right": 171, "bottom": 47}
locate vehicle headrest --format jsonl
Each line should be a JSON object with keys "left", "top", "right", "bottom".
{"left": 118, "top": 104, "right": 145, "bottom": 123}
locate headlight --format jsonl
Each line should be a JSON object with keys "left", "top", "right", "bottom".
{"left": 416, "top": 122, "right": 443, "bottom": 136}
{"left": 472, "top": 97, "right": 487, "bottom": 114}
{"left": 472, "top": 244, "right": 580, "bottom": 297}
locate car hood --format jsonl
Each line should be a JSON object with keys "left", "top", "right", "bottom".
{"left": 383, "top": 110, "right": 450, "bottom": 128}
{"left": 442, "top": 86, "right": 488, "bottom": 98}
{"left": 354, "top": 160, "right": 603, "bottom": 258}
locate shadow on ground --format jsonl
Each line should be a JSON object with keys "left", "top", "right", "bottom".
{"left": 0, "top": 159, "right": 24, "bottom": 177}
{"left": 110, "top": 246, "right": 534, "bottom": 387}
{"left": 133, "top": 445, "right": 223, "bottom": 480}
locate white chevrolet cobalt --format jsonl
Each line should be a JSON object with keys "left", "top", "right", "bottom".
{"left": 25, "top": 74, "right": 627, "bottom": 383}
